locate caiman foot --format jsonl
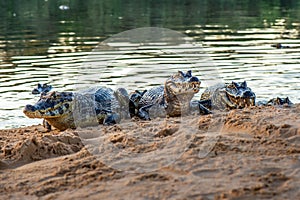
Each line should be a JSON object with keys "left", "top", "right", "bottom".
{"left": 190, "top": 100, "right": 212, "bottom": 115}
{"left": 43, "top": 119, "right": 52, "bottom": 132}
{"left": 129, "top": 90, "right": 147, "bottom": 118}
{"left": 137, "top": 104, "right": 153, "bottom": 120}
{"left": 104, "top": 113, "right": 121, "bottom": 125}
{"left": 199, "top": 103, "right": 212, "bottom": 115}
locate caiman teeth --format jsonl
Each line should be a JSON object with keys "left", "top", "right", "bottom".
{"left": 246, "top": 99, "right": 250, "bottom": 107}
{"left": 245, "top": 99, "right": 248, "bottom": 107}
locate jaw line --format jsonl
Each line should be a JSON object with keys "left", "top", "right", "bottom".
{"left": 24, "top": 106, "right": 67, "bottom": 119}
{"left": 227, "top": 93, "right": 255, "bottom": 108}
{"left": 169, "top": 81, "right": 200, "bottom": 94}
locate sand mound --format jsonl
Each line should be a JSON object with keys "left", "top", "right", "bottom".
{"left": 0, "top": 126, "right": 83, "bottom": 168}
{"left": 0, "top": 104, "right": 299, "bottom": 199}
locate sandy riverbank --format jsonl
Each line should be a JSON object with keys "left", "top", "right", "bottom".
{"left": 1, "top": 104, "right": 299, "bottom": 199}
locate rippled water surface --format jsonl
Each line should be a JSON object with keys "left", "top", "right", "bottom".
{"left": 1, "top": 0, "right": 300, "bottom": 129}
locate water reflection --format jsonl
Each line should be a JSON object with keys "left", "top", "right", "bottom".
{"left": 0, "top": 0, "right": 300, "bottom": 129}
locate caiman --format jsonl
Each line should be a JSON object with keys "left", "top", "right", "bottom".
{"left": 134, "top": 70, "right": 210, "bottom": 120}
{"left": 24, "top": 87, "right": 130, "bottom": 131}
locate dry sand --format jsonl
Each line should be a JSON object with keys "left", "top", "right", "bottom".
{"left": 1, "top": 104, "right": 299, "bottom": 199}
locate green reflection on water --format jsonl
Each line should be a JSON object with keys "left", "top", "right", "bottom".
{"left": 0, "top": 0, "right": 299, "bottom": 58}
{"left": 1, "top": 0, "right": 300, "bottom": 34}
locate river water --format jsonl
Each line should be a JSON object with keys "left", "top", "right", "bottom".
{"left": 0, "top": 0, "right": 299, "bottom": 129}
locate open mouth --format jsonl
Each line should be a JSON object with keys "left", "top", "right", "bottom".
{"left": 23, "top": 108, "right": 44, "bottom": 119}
{"left": 173, "top": 81, "right": 200, "bottom": 94}
{"left": 191, "top": 81, "right": 201, "bottom": 93}
{"left": 23, "top": 107, "right": 57, "bottom": 119}
{"left": 23, "top": 102, "right": 70, "bottom": 119}
{"left": 183, "top": 81, "right": 200, "bottom": 94}
{"left": 228, "top": 95, "right": 255, "bottom": 108}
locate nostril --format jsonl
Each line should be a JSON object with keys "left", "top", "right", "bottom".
{"left": 189, "top": 77, "right": 199, "bottom": 83}
{"left": 244, "top": 91, "right": 253, "bottom": 97}
{"left": 25, "top": 104, "right": 36, "bottom": 112}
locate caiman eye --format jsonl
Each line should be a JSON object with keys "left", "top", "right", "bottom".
{"left": 186, "top": 70, "right": 192, "bottom": 77}
{"left": 232, "top": 81, "right": 239, "bottom": 89}
{"left": 51, "top": 92, "right": 60, "bottom": 99}
{"left": 51, "top": 92, "right": 57, "bottom": 99}
{"left": 241, "top": 81, "right": 247, "bottom": 88}
{"left": 227, "top": 84, "right": 235, "bottom": 89}
{"left": 178, "top": 71, "right": 185, "bottom": 77}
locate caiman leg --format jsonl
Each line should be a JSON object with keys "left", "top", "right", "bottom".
{"left": 137, "top": 104, "right": 153, "bottom": 120}
{"left": 104, "top": 113, "right": 121, "bottom": 125}
{"left": 190, "top": 100, "right": 212, "bottom": 115}
{"left": 220, "top": 92, "right": 237, "bottom": 109}
{"left": 43, "top": 119, "right": 52, "bottom": 131}
{"left": 129, "top": 90, "right": 147, "bottom": 118}
{"left": 198, "top": 99, "right": 212, "bottom": 109}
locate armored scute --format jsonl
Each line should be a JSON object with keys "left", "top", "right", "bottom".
{"left": 23, "top": 87, "right": 130, "bottom": 131}
{"left": 200, "top": 81, "right": 256, "bottom": 110}
{"left": 24, "top": 72, "right": 292, "bottom": 131}
{"left": 134, "top": 70, "right": 209, "bottom": 119}
{"left": 257, "top": 97, "right": 293, "bottom": 106}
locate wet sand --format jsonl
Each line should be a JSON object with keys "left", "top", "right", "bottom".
{"left": 1, "top": 104, "right": 300, "bottom": 199}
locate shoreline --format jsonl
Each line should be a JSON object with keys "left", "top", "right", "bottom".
{"left": 1, "top": 104, "right": 299, "bottom": 199}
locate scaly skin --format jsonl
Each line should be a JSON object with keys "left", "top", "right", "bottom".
{"left": 136, "top": 70, "right": 208, "bottom": 119}
{"left": 257, "top": 97, "right": 293, "bottom": 106}
{"left": 23, "top": 87, "right": 130, "bottom": 131}
{"left": 129, "top": 90, "right": 147, "bottom": 118}
{"left": 200, "top": 81, "right": 256, "bottom": 110}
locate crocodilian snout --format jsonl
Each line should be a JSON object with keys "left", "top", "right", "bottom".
{"left": 23, "top": 104, "right": 42, "bottom": 119}
{"left": 24, "top": 104, "right": 36, "bottom": 112}
{"left": 188, "top": 76, "right": 200, "bottom": 83}
{"left": 242, "top": 90, "right": 255, "bottom": 98}
{"left": 188, "top": 76, "right": 201, "bottom": 93}
{"left": 234, "top": 90, "right": 256, "bottom": 107}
